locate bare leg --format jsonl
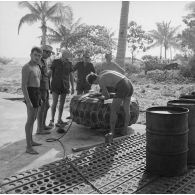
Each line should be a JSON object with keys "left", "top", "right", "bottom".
{"left": 31, "top": 108, "right": 42, "bottom": 146}
{"left": 43, "top": 98, "right": 50, "bottom": 127}
{"left": 36, "top": 103, "right": 45, "bottom": 133}
{"left": 51, "top": 92, "right": 59, "bottom": 122}
{"left": 110, "top": 98, "right": 122, "bottom": 135}
{"left": 25, "top": 106, "right": 39, "bottom": 154}
{"left": 123, "top": 97, "right": 131, "bottom": 135}
{"left": 58, "top": 93, "right": 66, "bottom": 122}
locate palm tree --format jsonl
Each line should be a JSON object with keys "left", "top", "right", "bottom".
{"left": 116, "top": 1, "right": 130, "bottom": 68}
{"left": 148, "top": 21, "right": 180, "bottom": 59}
{"left": 47, "top": 12, "right": 84, "bottom": 50}
{"left": 18, "top": 1, "right": 72, "bottom": 46}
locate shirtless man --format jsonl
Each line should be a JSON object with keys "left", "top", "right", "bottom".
{"left": 86, "top": 70, "right": 133, "bottom": 137}
{"left": 22, "top": 47, "right": 42, "bottom": 154}
{"left": 101, "top": 53, "right": 125, "bottom": 74}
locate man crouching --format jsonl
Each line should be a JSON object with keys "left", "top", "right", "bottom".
{"left": 86, "top": 70, "right": 133, "bottom": 137}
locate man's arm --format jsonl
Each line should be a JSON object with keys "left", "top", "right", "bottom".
{"left": 113, "top": 62, "right": 125, "bottom": 74}
{"left": 73, "top": 62, "right": 79, "bottom": 72}
{"left": 21, "top": 65, "right": 32, "bottom": 107}
{"left": 99, "top": 80, "right": 110, "bottom": 99}
{"left": 91, "top": 63, "right": 95, "bottom": 73}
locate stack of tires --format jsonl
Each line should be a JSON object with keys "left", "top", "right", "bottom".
{"left": 70, "top": 93, "right": 139, "bottom": 129}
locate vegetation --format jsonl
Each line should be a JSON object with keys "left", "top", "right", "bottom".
{"left": 127, "top": 21, "right": 153, "bottom": 64}
{"left": 116, "top": 1, "right": 129, "bottom": 68}
{"left": 18, "top": 1, "right": 72, "bottom": 46}
{"left": 0, "top": 57, "right": 13, "bottom": 65}
{"left": 148, "top": 21, "right": 180, "bottom": 59}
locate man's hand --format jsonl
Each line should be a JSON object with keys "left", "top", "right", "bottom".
{"left": 26, "top": 101, "right": 33, "bottom": 108}
{"left": 71, "top": 88, "right": 74, "bottom": 95}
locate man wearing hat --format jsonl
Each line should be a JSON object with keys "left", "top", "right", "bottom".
{"left": 73, "top": 53, "right": 95, "bottom": 95}
{"left": 36, "top": 45, "right": 54, "bottom": 135}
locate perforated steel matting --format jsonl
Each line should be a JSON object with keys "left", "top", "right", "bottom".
{"left": 1, "top": 134, "right": 195, "bottom": 194}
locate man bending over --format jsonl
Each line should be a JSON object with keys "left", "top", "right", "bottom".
{"left": 86, "top": 70, "right": 133, "bottom": 136}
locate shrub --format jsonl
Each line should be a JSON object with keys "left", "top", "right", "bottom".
{"left": 0, "top": 57, "right": 13, "bottom": 65}
{"left": 125, "top": 62, "right": 141, "bottom": 75}
{"left": 142, "top": 55, "right": 169, "bottom": 74}
{"left": 146, "top": 69, "right": 187, "bottom": 83}
{"left": 188, "top": 56, "right": 195, "bottom": 78}
{"left": 179, "top": 66, "right": 192, "bottom": 78}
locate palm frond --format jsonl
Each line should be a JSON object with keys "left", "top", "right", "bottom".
{"left": 46, "top": 3, "right": 59, "bottom": 16}
{"left": 18, "top": 13, "right": 39, "bottom": 34}
{"left": 18, "top": 1, "right": 40, "bottom": 15}
{"left": 146, "top": 41, "right": 161, "bottom": 50}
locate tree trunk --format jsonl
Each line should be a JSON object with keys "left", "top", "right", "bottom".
{"left": 131, "top": 51, "right": 134, "bottom": 65}
{"left": 164, "top": 46, "right": 167, "bottom": 59}
{"left": 170, "top": 48, "right": 172, "bottom": 60}
{"left": 116, "top": 1, "right": 129, "bottom": 68}
{"left": 41, "top": 20, "right": 47, "bottom": 46}
{"left": 160, "top": 45, "right": 162, "bottom": 59}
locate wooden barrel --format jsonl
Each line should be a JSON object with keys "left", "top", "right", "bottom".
{"left": 146, "top": 106, "right": 189, "bottom": 176}
{"left": 70, "top": 93, "right": 139, "bottom": 129}
{"left": 168, "top": 100, "right": 195, "bottom": 164}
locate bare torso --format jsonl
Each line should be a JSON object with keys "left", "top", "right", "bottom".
{"left": 99, "top": 70, "right": 126, "bottom": 87}
{"left": 22, "top": 63, "right": 41, "bottom": 87}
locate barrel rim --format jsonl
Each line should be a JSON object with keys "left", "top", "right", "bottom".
{"left": 180, "top": 95, "right": 195, "bottom": 99}
{"left": 146, "top": 106, "right": 189, "bottom": 115}
{"left": 168, "top": 100, "right": 195, "bottom": 105}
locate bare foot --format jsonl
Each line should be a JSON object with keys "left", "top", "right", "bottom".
{"left": 26, "top": 148, "right": 39, "bottom": 155}
{"left": 32, "top": 142, "right": 42, "bottom": 146}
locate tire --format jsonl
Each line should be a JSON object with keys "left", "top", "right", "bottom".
{"left": 70, "top": 93, "right": 139, "bottom": 129}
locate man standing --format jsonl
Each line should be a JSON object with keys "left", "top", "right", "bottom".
{"left": 49, "top": 51, "right": 74, "bottom": 129}
{"left": 102, "top": 53, "right": 125, "bottom": 74}
{"left": 36, "top": 45, "right": 54, "bottom": 135}
{"left": 22, "top": 47, "right": 42, "bottom": 154}
{"left": 86, "top": 70, "right": 133, "bottom": 137}
{"left": 73, "top": 53, "right": 95, "bottom": 95}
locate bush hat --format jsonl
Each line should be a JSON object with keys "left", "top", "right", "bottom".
{"left": 42, "top": 45, "right": 54, "bottom": 54}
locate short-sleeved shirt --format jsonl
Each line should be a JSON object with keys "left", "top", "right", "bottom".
{"left": 51, "top": 59, "right": 73, "bottom": 94}
{"left": 73, "top": 61, "right": 95, "bottom": 90}
{"left": 39, "top": 58, "right": 49, "bottom": 90}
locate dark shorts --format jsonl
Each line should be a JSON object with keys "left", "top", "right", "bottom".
{"left": 115, "top": 78, "right": 133, "bottom": 98}
{"left": 27, "top": 87, "right": 41, "bottom": 108}
{"left": 40, "top": 89, "right": 49, "bottom": 102}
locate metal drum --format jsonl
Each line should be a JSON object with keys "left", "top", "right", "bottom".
{"left": 146, "top": 106, "right": 189, "bottom": 176}
{"left": 168, "top": 100, "right": 195, "bottom": 164}
{"left": 180, "top": 95, "right": 195, "bottom": 101}
{"left": 70, "top": 93, "right": 139, "bottom": 129}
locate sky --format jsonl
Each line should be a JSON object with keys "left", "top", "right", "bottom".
{"left": 0, "top": 1, "right": 190, "bottom": 59}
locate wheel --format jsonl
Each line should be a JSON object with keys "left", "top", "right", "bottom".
{"left": 70, "top": 93, "right": 139, "bottom": 129}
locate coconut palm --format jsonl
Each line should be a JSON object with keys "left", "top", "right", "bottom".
{"left": 116, "top": 1, "right": 130, "bottom": 68}
{"left": 18, "top": 1, "right": 72, "bottom": 46}
{"left": 47, "top": 14, "right": 84, "bottom": 50}
{"left": 148, "top": 21, "right": 180, "bottom": 59}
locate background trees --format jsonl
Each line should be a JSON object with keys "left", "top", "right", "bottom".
{"left": 18, "top": 1, "right": 72, "bottom": 46}
{"left": 148, "top": 21, "right": 180, "bottom": 59}
{"left": 127, "top": 21, "right": 153, "bottom": 64}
